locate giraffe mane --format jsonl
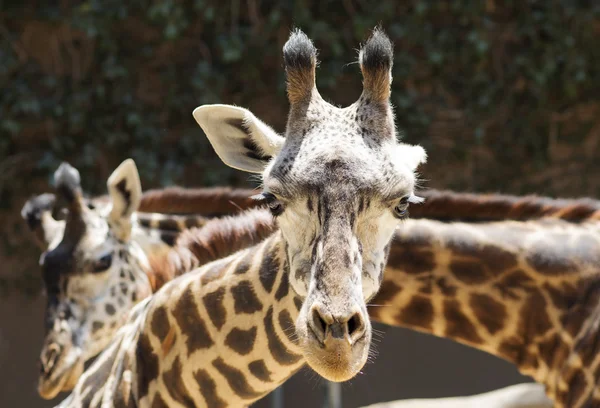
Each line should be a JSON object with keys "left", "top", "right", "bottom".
{"left": 138, "top": 186, "right": 260, "bottom": 214}
{"left": 412, "top": 189, "right": 600, "bottom": 222}
{"left": 88, "top": 186, "right": 261, "bottom": 215}
{"left": 146, "top": 208, "right": 277, "bottom": 292}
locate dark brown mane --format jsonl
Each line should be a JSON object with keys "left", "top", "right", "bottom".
{"left": 412, "top": 190, "right": 600, "bottom": 222}
{"left": 138, "top": 186, "right": 260, "bottom": 215}
{"left": 146, "top": 208, "right": 277, "bottom": 292}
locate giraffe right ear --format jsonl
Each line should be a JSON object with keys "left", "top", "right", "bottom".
{"left": 192, "top": 104, "right": 285, "bottom": 173}
{"left": 107, "top": 159, "right": 142, "bottom": 241}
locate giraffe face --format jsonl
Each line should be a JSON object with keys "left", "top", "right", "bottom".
{"left": 194, "top": 28, "right": 426, "bottom": 382}
{"left": 36, "top": 160, "right": 150, "bottom": 399}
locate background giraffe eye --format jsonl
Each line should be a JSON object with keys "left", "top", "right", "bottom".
{"left": 92, "top": 254, "right": 113, "bottom": 273}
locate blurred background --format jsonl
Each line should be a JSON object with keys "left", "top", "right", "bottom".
{"left": 1, "top": 0, "right": 599, "bottom": 406}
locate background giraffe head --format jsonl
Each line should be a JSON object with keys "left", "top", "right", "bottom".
{"left": 194, "top": 28, "right": 426, "bottom": 382}
{"left": 31, "top": 159, "right": 151, "bottom": 399}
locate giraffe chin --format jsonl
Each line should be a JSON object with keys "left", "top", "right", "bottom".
{"left": 301, "top": 330, "right": 371, "bottom": 383}
{"left": 38, "top": 348, "right": 84, "bottom": 400}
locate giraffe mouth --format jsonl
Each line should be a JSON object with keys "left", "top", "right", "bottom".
{"left": 38, "top": 345, "right": 83, "bottom": 399}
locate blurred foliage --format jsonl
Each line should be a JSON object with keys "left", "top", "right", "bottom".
{"left": 1, "top": 0, "right": 600, "bottom": 294}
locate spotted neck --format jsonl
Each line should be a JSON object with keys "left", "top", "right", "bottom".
{"left": 370, "top": 218, "right": 600, "bottom": 408}
{"left": 60, "top": 232, "right": 303, "bottom": 407}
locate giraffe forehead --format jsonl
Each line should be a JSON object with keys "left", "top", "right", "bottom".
{"left": 269, "top": 137, "right": 402, "bottom": 191}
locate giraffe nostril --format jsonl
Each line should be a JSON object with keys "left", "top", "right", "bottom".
{"left": 347, "top": 314, "right": 359, "bottom": 337}
{"left": 346, "top": 312, "right": 364, "bottom": 342}
{"left": 311, "top": 308, "right": 328, "bottom": 342}
{"left": 42, "top": 344, "right": 61, "bottom": 374}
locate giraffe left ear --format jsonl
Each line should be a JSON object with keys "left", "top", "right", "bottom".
{"left": 107, "top": 159, "right": 142, "bottom": 241}
{"left": 394, "top": 144, "right": 427, "bottom": 172}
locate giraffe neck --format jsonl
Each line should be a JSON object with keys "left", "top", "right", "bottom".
{"left": 371, "top": 218, "right": 600, "bottom": 407}
{"left": 61, "top": 231, "right": 304, "bottom": 407}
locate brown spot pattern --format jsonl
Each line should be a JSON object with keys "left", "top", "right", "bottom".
{"left": 150, "top": 307, "right": 170, "bottom": 340}
{"left": 278, "top": 309, "right": 298, "bottom": 344}
{"left": 274, "top": 268, "right": 290, "bottom": 301}
{"left": 225, "top": 327, "right": 258, "bottom": 355}
{"left": 293, "top": 296, "right": 303, "bottom": 312}
{"left": 150, "top": 394, "right": 169, "bottom": 408}
{"left": 493, "top": 270, "right": 534, "bottom": 300}
{"left": 397, "top": 295, "right": 434, "bottom": 330}
{"left": 497, "top": 337, "right": 524, "bottom": 366}
{"left": 259, "top": 245, "right": 280, "bottom": 293}
{"left": 162, "top": 356, "right": 194, "bottom": 407}
{"left": 443, "top": 299, "right": 483, "bottom": 344}
{"left": 136, "top": 333, "right": 159, "bottom": 400}
{"left": 202, "top": 287, "right": 227, "bottom": 331}
{"left": 212, "top": 357, "right": 263, "bottom": 399}
{"left": 105, "top": 304, "right": 116, "bottom": 316}
{"left": 92, "top": 321, "right": 104, "bottom": 333}
{"left": 194, "top": 369, "right": 227, "bottom": 408}
{"left": 231, "top": 280, "right": 263, "bottom": 314}
{"left": 386, "top": 248, "right": 436, "bottom": 276}
{"left": 248, "top": 360, "right": 273, "bottom": 382}
{"left": 264, "top": 307, "right": 302, "bottom": 365}
{"left": 469, "top": 294, "right": 506, "bottom": 335}
{"left": 449, "top": 259, "right": 488, "bottom": 285}
{"left": 171, "top": 287, "right": 213, "bottom": 354}
{"left": 564, "top": 370, "right": 587, "bottom": 407}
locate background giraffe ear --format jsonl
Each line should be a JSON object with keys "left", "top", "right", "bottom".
{"left": 107, "top": 159, "right": 142, "bottom": 240}
{"left": 21, "top": 193, "right": 65, "bottom": 251}
{"left": 192, "top": 104, "right": 285, "bottom": 173}
{"left": 394, "top": 144, "right": 427, "bottom": 172}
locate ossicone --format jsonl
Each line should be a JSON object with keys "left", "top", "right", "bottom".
{"left": 283, "top": 28, "right": 318, "bottom": 105}
{"left": 359, "top": 27, "right": 394, "bottom": 102}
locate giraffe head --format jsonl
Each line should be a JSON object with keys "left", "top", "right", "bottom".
{"left": 34, "top": 159, "right": 151, "bottom": 399}
{"left": 194, "top": 28, "right": 426, "bottom": 382}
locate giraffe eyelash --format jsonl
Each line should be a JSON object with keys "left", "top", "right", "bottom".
{"left": 251, "top": 192, "right": 285, "bottom": 216}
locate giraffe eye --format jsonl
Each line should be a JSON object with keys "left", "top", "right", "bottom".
{"left": 92, "top": 254, "right": 113, "bottom": 273}
{"left": 393, "top": 196, "right": 410, "bottom": 219}
{"left": 260, "top": 192, "right": 285, "bottom": 216}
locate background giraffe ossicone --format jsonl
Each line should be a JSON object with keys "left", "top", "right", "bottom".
{"left": 194, "top": 27, "right": 426, "bottom": 382}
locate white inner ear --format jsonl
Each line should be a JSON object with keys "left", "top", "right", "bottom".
{"left": 192, "top": 104, "right": 284, "bottom": 173}
{"left": 107, "top": 159, "right": 142, "bottom": 225}
{"left": 394, "top": 144, "right": 427, "bottom": 172}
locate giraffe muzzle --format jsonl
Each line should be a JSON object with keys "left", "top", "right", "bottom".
{"left": 38, "top": 342, "right": 83, "bottom": 399}
{"left": 301, "top": 302, "right": 371, "bottom": 382}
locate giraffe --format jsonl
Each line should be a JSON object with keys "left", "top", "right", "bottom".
{"left": 24, "top": 160, "right": 240, "bottom": 399}
{"left": 55, "top": 27, "right": 427, "bottom": 407}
